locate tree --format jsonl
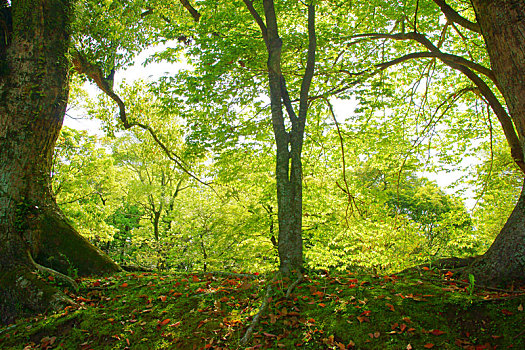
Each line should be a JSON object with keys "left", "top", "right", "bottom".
{"left": 466, "top": 0, "right": 525, "bottom": 284}
{"left": 242, "top": 0, "right": 317, "bottom": 275}
{"left": 0, "top": 0, "right": 120, "bottom": 323}
{"left": 355, "top": 0, "right": 525, "bottom": 285}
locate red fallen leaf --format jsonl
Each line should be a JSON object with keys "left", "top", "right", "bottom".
{"left": 348, "top": 284, "right": 357, "bottom": 288}
{"left": 422, "top": 267, "right": 430, "bottom": 271}
{"left": 444, "top": 271, "right": 454, "bottom": 278}
{"left": 172, "top": 292, "right": 183, "bottom": 297}
{"left": 357, "top": 316, "right": 369, "bottom": 323}
{"left": 204, "top": 344, "right": 213, "bottom": 349}
{"left": 195, "top": 287, "right": 206, "bottom": 293}
{"left": 491, "top": 335, "right": 502, "bottom": 339}
{"left": 48, "top": 276, "right": 55, "bottom": 281}
{"left": 501, "top": 309, "right": 513, "bottom": 316}
{"left": 76, "top": 297, "right": 91, "bottom": 303}
{"left": 430, "top": 329, "right": 445, "bottom": 336}
{"left": 263, "top": 332, "right": 277, "bottom": 337}
{"left": 424, "top": 344, "right": 435, "bottom": 348}
{"left": 93, "top": 280, "right": 100, "bottom": 287}
{"left": 120, "top": 282, "right": 128, "bottom": 288}
{"left": 348, "top": 279, "right": 358, "bottom": 283}
{"left": 192, "top": 275, "right": 200, "bottom": 282}
{"left": 319, "top": 303, "right": 326, "bottom": 307}
{"left": 169, "top": 321, "right": 181, "bottom": 327}
{"left": 360, "top": 310, "right": 371, "bottom": 316}
{"left": 158, "top": 318, "right": 170, "bottom": 326}
{"left": 159, "top": 295, "right": 167, "bottom": 302}
{"left": 386, "top": 303, "right": 395, "bottom": 312}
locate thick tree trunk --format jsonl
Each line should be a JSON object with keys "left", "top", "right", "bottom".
{"left": 469, "top": 0, "right": 525, "bottom": 285}
{"left": 0, "top": 0, "right": 120, "bottom": 324}
{"left": 470, "top": 181, "right": 525, "bottom": 284}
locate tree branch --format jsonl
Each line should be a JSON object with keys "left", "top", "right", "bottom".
{"left": 242, "top": 0, "right": 268, "bottom": 47}
{"left": 71, "top": 50, "right": 215, "bottom": 188}
{"left": 298, "top": 3, "right": 316, "bottom": 120}
{"left": 352, "top": 32, "right": 495, "bottom": 83}
{"left": 431, "top": 0, "right": 480, "bottom": 33}
{"left": 179, "top": 0, "right": 201, "bottom": 22}
{"left": 350, "top": 32, "right": 525, "bottom": 173}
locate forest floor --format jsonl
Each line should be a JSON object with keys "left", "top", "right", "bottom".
{"left": 0, "top": 267, "right": 524, "bottom": 349}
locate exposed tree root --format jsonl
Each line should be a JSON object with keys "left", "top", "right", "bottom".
{"left": 27, "top": 249, "right": 79, "bottom": 291}
{"left": 286, "top": 271, "right": 303, "bottom": 298}
{"left": 239, "top": 281, "right": 273, "bottom": 347}
{"left": 0, "top": 265, "right": 76, "bottom": 324}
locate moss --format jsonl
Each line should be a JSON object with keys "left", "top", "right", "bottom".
{"left": 37, "top": 208, "right": 121, "bottom": 277}
{"left": 0, "top": 266, "right": 68, "bottom": 324}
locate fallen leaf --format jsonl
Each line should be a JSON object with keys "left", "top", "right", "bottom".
{"left": 518, "top": 304, "right": 523, "bottom": 312}
{"left": 159, "top": 295, "right": 167, "bottom": 302}
{"left": 424, "top": 344, "right": 434, "bottom": 349}
{"left": 430, "top": 329, "right": 445, "bottom": 336}
{"left": 158, "top": 319, "right": 170, "bottom": 326}
{"left": 501, "top": 309, "right": 513, "bottom": 316}
{"left": 263, "top": 332, "right": 277, "bottom": 338}
{"left": 357, "top": 316, "right": 369, "bottom": 323}
{"left": 120, "top": 282, "right": 128, "bottom": 288}
{"left": 386, "top": 303, "right": 395, "bottom": 312}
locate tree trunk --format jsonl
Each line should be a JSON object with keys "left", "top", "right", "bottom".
{"left": 469, "top": 0, "right": 525, "bottom": 285}
{"left": 0, "top": 0, "right": 120, "bottom": 324}
{"left": 262, "top": 0, "right": 306, "bottom": 276}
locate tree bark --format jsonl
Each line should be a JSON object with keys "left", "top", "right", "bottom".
{"left": 0, "top": 0, "right": 120, "bottom": 324}
{"left": 261, "top": 0, "right": 310, "bottom": 276}
{"left": 469, "top": 0, "right": 525, "bottom": 285}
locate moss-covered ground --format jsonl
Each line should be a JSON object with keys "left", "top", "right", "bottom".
{"left": 1, "top": 268, "right": 524, "bottom": 349}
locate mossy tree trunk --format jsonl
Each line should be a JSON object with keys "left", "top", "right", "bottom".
{"left": 0, "top": 0, "right": 120, "bottom": 324}
{"left": 468, "top": 0, "right": 525, "bottom": 285}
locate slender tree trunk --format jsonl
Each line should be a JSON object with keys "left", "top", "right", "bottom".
{"left": 469, "top": 0, "right": 525, "bottom": 285}
{"left": 262, "top": 0, "right": 306, "bottom": 276}
{"left": 0, "top": 0, "right": 120, "bottom": 324}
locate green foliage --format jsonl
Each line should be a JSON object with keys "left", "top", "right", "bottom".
{"left": 52, "top": 127, "right": 119, "bottom": 243}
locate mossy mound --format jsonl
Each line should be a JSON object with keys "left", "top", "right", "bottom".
{"left": 1, "top": 268, "right": 524, "bottom": 349}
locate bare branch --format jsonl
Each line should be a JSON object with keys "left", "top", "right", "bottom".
{"left": 432, "top": 0, "right": 480, "bottom": 33}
